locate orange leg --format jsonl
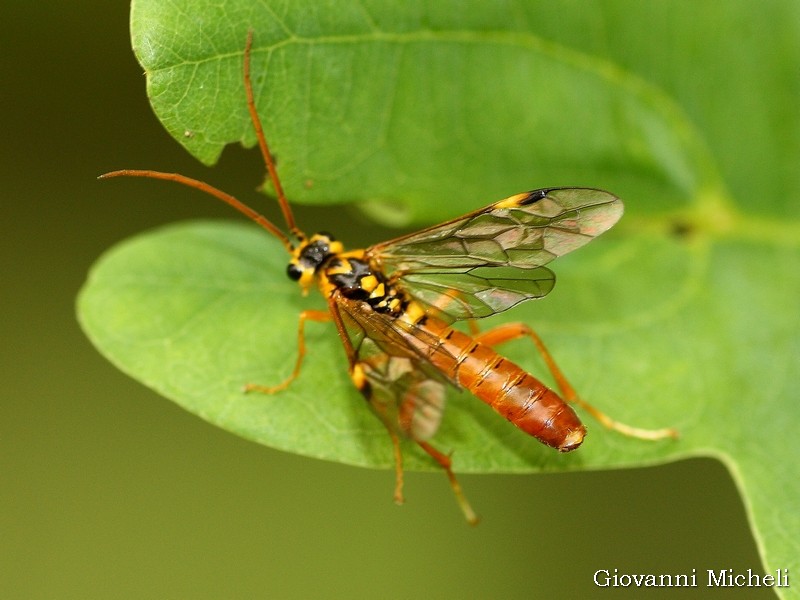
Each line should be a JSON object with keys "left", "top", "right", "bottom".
{"left": 466, "top": 319, "right": 481, "bottom": 337}
{"left": 327, "top": 294, "right": 478, "bottom": 523}
{"left": 417, "top": 441, "right": 479, "bottom": 525}
{"left": 474, "top": 323, "right": 678, "bottom": 441}
{"left": 377, "top": 419, "right": 479, "bottom": 525}
{"left": 360, "top": 377, "right": 477, "bottom": 521}
{"left": 386, "top": 429, "right": 405, "bottom": 505}
{"left": 244, "top": 309, "right": 331, "bottom": 394}
{"left": 324, "top": 299, "right": 412, "bottom": 512}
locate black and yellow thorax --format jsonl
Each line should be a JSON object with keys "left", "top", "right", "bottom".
{"left": 286, "top": 232, "right": 412, "bottom": 319}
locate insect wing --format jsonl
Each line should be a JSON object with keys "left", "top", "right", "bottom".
{"left": 367, "top": 187, "right": 623, "bottom": 321}
{"left": 332, "top": 293, "right": 452, "bottom": 441}
{"left": 357, "top": 349, "right": 447, "bottom": 442}
{"left": 400, "top": 266, "right": 555, "bottom": 321}
{"left": 370, "top": 187, "right": 623, "bottom": 271}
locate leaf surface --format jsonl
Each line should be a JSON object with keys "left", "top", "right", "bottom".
{"left": 79, "top": 1, "right": 799, "bottom": 591}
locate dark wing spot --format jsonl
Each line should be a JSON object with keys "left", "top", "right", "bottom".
{"left": 519, "top": 189, "right": 551, "bottom": 205}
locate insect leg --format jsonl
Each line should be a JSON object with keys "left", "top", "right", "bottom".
{"left": 243, "top": 309, "right": 331, "bottom": 394}
{"left": 474, "top": 323, "right": 678, "bottom": 441}
{"left": 466, "top": 319, "right": 481, "bottom": 337}
{"left": 387, "top": 429, "right": 405, "bottom": 505}
{"left": 417, "top": 441, "right": 479, "bottom": 525}
{"left": 357, "top": 380, "right": 408, "bottom": 507}
{"left": 326, "top": 299, "right": 410, "bottom": 505}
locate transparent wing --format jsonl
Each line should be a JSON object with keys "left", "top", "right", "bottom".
{"left": 369, "top": 187, "right": 622, "bottom": 272}
{"left": 401, "top": 266, "right": 556, "bottom": 322}
{"left": 332, "top": 293, "right": 456, "bottom": 441}
{"left": 366, "top": 187, "right": 622, "bottom": 321}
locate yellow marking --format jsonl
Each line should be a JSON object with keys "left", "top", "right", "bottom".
{"left": 360, "top": 274, "right": 378, "bottom": 293}
{"left": 327, "top": 258, "right": 352, "bottom": 275}
{"left": 370, "top": 282, "right": 386, "bottom": 298}
{"left": 299, "top": 269, "right": 315, "bottom": 296}
{"left": 351, "top": 363, "right": 366, "bottom": 389}
{"left": 328, "top": 240, "right": 344, "bottom": 254}
{"left": 317, "top": 273, "right": 336, "bottom": 298}
{"left": 494, "top": 192, "right": 531, "bottom": 209}
{"left": 388, "top": 298, "right": 401, "bottom": 312}
{"left": 400, "top": 301, "right": 427, "bottom": 325}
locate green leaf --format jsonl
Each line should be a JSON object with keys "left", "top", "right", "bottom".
{"left": 129, "top": 0, "right": 715, "bottom": 224}
{"left": 80, "top": 0, "right": 799, "bottom": 592}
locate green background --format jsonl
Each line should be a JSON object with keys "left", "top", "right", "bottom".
{"left": 1, "top": 2, "right": 783, "bottom": 599}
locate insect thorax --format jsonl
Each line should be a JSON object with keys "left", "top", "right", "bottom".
{"left": 324, "top": 256, "right": 407, "bottom": 316}
{"left": 287, "top": 232, "right": 408, "bottom": 316}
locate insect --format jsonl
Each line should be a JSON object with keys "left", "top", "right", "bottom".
{"left": 101, "top": 32, "right": 677, "bottom": 523}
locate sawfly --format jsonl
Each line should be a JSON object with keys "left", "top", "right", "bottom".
{"left": 101, "top": 32, "right": 677, "bottom": 523}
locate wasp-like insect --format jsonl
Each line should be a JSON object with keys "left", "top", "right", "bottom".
{"left": 101, "top": 32, "right": 677, "bottom": 523}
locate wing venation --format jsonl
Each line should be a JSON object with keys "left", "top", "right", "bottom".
{"left": 366, "top": 188, "right": 622, "bottom": 320}
{"left": 369, "top": 187, "right": 622, "bottom": 273}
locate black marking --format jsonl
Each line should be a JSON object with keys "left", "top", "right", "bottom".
{"left": 493, "top": 357, "right": 505, "bottom": 369}
{"left": 345, "top": 287, "right": 371, "bottom": 301}
{"left": 519, "top": 189, "right": 551, "bottom": 205}
{"left": 326, "top": 257, "right": 408, "bottom": 318}
{"left": 287, "top": 235, "right": 337, "bottom": 279}
{"left": 329, "top": 258, "right": 373, "bottom": 298}
{"left": 468, "top": 344, "right": 479, "bottom": 354}
{"left": 373, "top": 295, "right": 407, "bottom": 316}
{"left": 444, "top": 329, "right": 455, "bottom": 340}
{"left": 302, "top": 240, "right": 329, "bottom": 264}
{"left": 286, "top": 263, "right": 303, "bottom": 281}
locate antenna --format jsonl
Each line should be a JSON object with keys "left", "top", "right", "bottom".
{"left": 98, "top": 169, "right": 294, "bottom": 251}
{"left": 244, "top": 29, "right": 301, "bottom": 239}
{"left": 99, "top": 31, "right": 300, "bottom": 253}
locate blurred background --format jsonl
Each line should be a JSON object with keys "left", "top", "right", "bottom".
{"left": 1, "top": 2, "right": 776, "bottom": 599}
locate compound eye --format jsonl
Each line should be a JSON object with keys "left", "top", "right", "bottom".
{"left": 286, "top": 263, "right": 303, "bottom": 281}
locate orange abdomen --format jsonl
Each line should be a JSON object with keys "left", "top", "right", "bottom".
{"left": 422, "top": 320, "right": 586, "bottom": 452}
